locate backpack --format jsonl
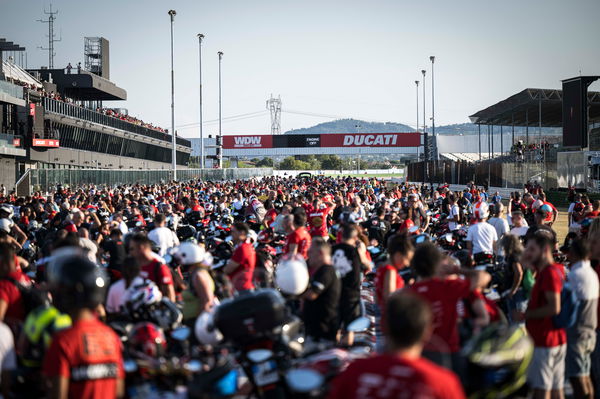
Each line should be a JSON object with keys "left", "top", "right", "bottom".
{"left": 2, "top": 277, "right": 49, "bottom": 315}
{"left": 551, "top": 266, "right": 580, "bottom": 329}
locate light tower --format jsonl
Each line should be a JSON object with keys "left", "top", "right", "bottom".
{"left": 266, "top": 95, "right": 282, "bottom": 134}
{"left": 37, "top": 4, "right": 61, "bottom": 68}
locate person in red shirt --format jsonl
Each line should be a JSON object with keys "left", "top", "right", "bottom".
{"left": 224, "top": 222, "right": 256, "bottom": 292}
{"left": 375, "top": 233, "right": 414, "bottom": 308}
{"left": 128, "top": 233, "right": 175, "bottom": 302}
{"left": 0, "top": 242, "right": 32, "bottom": 330}
{"left": 328, "top": 290, "right": 465, "bottom": 399}
{"left": 308, "top": 199, "right": 332, "bottom": 240}
{"left": 514, "top": 230, "right": 566, "bottom": 398}
{"left": 283, "top": 208, "right": 312, "bottom": 260}
{"left": 408, "top": 242, "right": 490, "bottom": 375}
{"left": 43, "top": 253, "right": 124, "bottom": 399}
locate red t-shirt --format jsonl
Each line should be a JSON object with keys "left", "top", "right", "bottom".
{"left": 374, "top": 264, "right": 404, "bottom": 307}
{"left": 526, "top": 263, "right": 566, "bottom": 347}
{"left": 0, "top": 270, "right": 32, "bottom": 324}
{"left": 308, "top": 207, "right": 331, "bottom": 238}
{"left": 230, "top": 242, "right": 256, "bottom": 291}
{"left": 410, "top": 278, "right": 471, "bottom": 353}
{"left": 328, "top": 354, "right": 465, "bottom": 399}
{"left": 284, "top": 227, "right": 312, "bottom": 259}
{"left": 140, "top": 259, "right": 173, "bottom": 287}
{"left": 43, "top": 318, "right": 124, "bottom": 399}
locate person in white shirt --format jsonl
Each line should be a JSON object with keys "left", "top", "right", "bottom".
{"left": 510, "top": 211, "right": 529, "bottom": 238}
{"left": 565, "top": 238, "right": 599, "bottom": 399}
{"left": 447, "top": 194, "right": 462, "bottom": 231}
{"left": 487, "top": 203, "right": 510, "bottom": 241}
{"left": 0, "top": 321, "right": 16, "bottom": 397}
{"left": 148, "top": 213, "right": 179, "bottom": 256}
{"left": 466, "top": 201, "right": 498, "bottom": 257}
{"left": 106, "top": 259, "right": 145, "bottom": 314}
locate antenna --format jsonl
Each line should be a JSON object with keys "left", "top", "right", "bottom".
{"left": 37, "top": 4, "right": 61, "bottom": 68}
{"left": 266, "top": 94, "right": 282, "bottom": 134}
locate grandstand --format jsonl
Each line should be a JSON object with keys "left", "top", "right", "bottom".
{"left": 0, "top": 36, "right": 192, "bottom": 189}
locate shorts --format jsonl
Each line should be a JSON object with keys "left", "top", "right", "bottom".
{"left": 339, "top": 301, "right": 362, "bottom": 331}
{"left": 527, "top": 345, "right": 566, "bottom": 390}
{"left": 567, "top": 333, "right": 596, "bottom": 378}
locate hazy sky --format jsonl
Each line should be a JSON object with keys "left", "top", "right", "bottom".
{"left": 2, "top": 0, "right": 599, "bottom": 138}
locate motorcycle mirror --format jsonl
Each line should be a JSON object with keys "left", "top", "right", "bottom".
{"left": 124, "top": 359, "right": 138, "bottom": 373}
{"left": 247, "top": 349, "right": 273, "bottom": 363}
{"left": 444, "top": 233, "right": 453, "bottom": 242}
{"left": 347, "top": 317, "right": 370, "bottom": 333}
{"left": 184, "top": 359, "right": 202, "bottom": 373}
{"left": 285, "top": 369, "right": 324, "bottom": 393}
{"left": 171, "top": 326, "right": 191, "bottom": 341}
{"left": 408, "top": 226, "right": 419, "bottom": 234}
{"left": 415, "top": 234, "right": 427, "bottom": 244}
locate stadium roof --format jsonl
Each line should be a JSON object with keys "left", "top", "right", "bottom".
{"left": 28, "top": 68, "right": 127, "bottom": 101}
{"left": 469, "top": 84, "right": 600, "bottom": 127}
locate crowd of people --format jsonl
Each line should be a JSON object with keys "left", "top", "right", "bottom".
{"left": 0, "top": 174, "right": 598, "bottom": 398}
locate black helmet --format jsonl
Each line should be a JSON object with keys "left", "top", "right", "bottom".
{"left": 462, "top": 323, "right": 533, "bottom": 398}
{"left": 48, "top": 252, "right": 107, "bottom": 313}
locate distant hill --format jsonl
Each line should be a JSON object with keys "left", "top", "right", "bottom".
{"left": 284, "top": 119, "right": 561, "bottom": 136}
{"left": 284, "top": 119, "right": 414, "bottom": 134}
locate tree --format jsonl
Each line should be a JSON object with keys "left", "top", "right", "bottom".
{"left": 256, "top": 157, "right": 274, "bottom": 167}
{"left": 278, "top": 156, "right": 311, "bottom": 170}
{"left": 320, "top": 155, "right": 343, "bottom": 170}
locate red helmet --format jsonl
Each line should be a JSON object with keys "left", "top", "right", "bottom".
{"left": 399, "top": 218, "right": 415, "bottom": 233}
{"left": 128, "top": 322, "right": 167, "bottom": 359}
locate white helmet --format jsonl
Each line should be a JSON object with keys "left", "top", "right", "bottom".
{"left": 194, "top": 310, "right": 223, "bottom": 346}
{"left": 473, "top": 200, "right": 489, "bottom": 220}
{"left": 275, "top": 258, "right": 310, "bottom": 295}
{"left": 0, "top": 218, "right": 13, "bottom": 234}
{"left": 174, "top": 242, "right": 213, "bottom": 266}
{"left": 125, "top": 279, "right": 163, "bottom": 316}
{"left": 247, "top": 230, "right": 258, "bottom": 245}
{"left": 0, "top": 205, "right": 13, "bottom": 219}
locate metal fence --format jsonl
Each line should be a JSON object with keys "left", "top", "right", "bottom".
{"left": 28, "top": 168, "right": 273, "bottom": 193}
{"left": 407, "top": 159, "right": 556, "bottom": 189}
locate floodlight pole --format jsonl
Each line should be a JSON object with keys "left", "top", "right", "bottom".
{"left": 168, "top": 10, "right": 177, "bottom": 180}
{"left": 430, "top": 56, "right": 436, "bottom": 160}
{"left": 197, "top": 34, "right": 205, "bottom": 169}
{"left": 218, "top": 51, "right": 223, "bottom": 168}
{"left": 422, "top": 69, "right": 428, "bottom": 186}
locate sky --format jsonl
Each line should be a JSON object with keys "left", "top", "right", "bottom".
{"left": 1, "top": 0, "right": 599, "bottom": 138}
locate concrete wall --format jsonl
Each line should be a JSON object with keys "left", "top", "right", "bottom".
{"left": 0, "top": 157, "right": 16, "bottom": 190}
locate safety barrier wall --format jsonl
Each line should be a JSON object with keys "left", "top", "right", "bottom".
{"left": 28, "top": 168, "right": 273, "bottom": 194}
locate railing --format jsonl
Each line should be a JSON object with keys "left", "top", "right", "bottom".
{"left": 0, "top": 80, "right": 24, "bottom": 100}
{"left": 28, "top": 168, "right": 273, "bottom": 193}
{"left": 42, "top": 97, "right": 191, "bottom": 147}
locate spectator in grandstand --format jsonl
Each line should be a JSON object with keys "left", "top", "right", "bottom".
{"left": 329, "top": 291, "right": 465, "bottom": 399}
